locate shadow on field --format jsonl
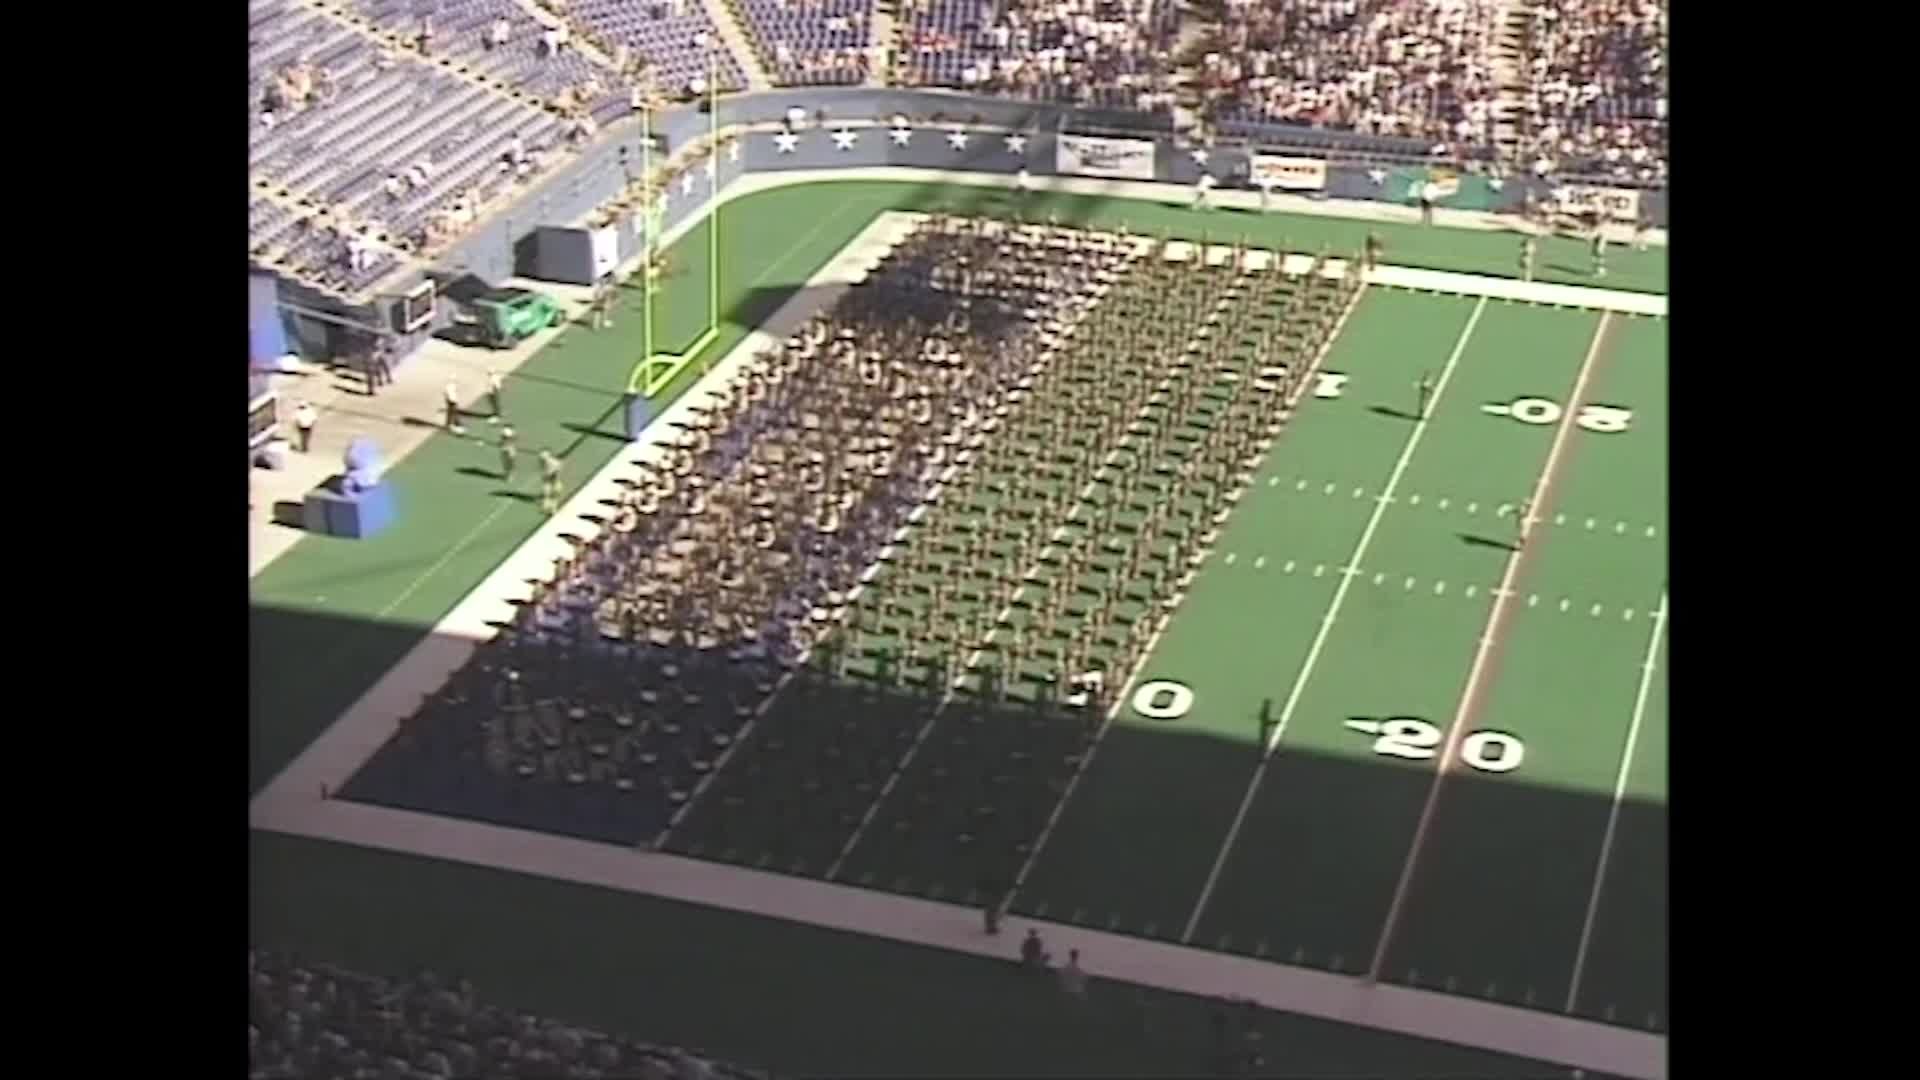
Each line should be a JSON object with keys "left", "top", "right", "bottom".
{"left": 253, "top": 589, "right": 1664, "bottom": 1048}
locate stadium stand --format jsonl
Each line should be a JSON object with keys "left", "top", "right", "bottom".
{"left": 729, "top": 0, "right": 874, "bottom": 86}
{"left": 896, "top": 0, "right": 1182, "bottom": 111}
{"left": 1194, "top": 0, "right": 1503, "bottom": 155}
{"left": 247, "top": 0, "right": 751, "bottom": 299}
{"left": 1511, "top": 0, "right": 1667, "bottom": 184}
{"left": 248, "top": 949, "right": 770, "bottom": 1080}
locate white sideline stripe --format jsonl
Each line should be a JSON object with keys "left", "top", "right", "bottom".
{"left": 1180, "top": 296, "right": 1489, "bottom": 945}
{"left": 1368, "top": 313, "right": 1614, "bottom": 980}
{"left": 1566, "top": 592, "right": 1668, "bottom": 1013}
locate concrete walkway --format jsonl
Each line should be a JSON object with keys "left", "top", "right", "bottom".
{"left": 251, "top": 218, "right": 1667, "bottom": 1079}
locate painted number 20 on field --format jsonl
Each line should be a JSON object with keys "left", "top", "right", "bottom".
{"left": 1344, "top": 717, "right": 1526, "bottom": 774}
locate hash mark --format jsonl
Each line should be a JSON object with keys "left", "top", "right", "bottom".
{"left": 1624, "top": 608, "right": 1635, "bottom": 621}
{"left": 1645, "top": 525, "right": 1657, "bottom": 538}
{"left": 1323, "top": 482, "right": 1337, "bottom": 495}
{"left": 1224, "top": 553, "right": 1237, "bottom": 565}
{"left": 1467, "top": 502, "right": 1479, "bottom": 514}
{"left": 1465, "top": 585, "right": 1478, "bottom": 598}
{"left": 1403, "top": 576, "right": 1415, "bottom": 590}
{"left": 1408, "top": 494, "right": 1422, "bottom": 506}
{"left": 1254, "top": 556, "right": 1266, "bottom": 569}
{"left": 1268, "top": 476, "right": 1279, "bottom": 486}
{"left": 1585, "top": 518, "right": 1596, "bottom": 530}
{"left": 1438, "top": 498, "right": 1451, "bottom": 510}
{"left": 1313, "top": 564, "right": 1326, "bottom": 577}
{"left": 1296, "top": 479, "right": 1308, "bottom": 490}
{"left": 1373, "top": 572, "right": 1385, "bottom": 585}
{"left": 1614, "top": 521, "right": 1626, "bottom": 534}
{"left": 1559, "top": 598, "right": 1571, "bottom": 612}
{"left": 1352, "top": 487, "right": 1365, "bottom": 499}
{"left": 1590, "top": 603, "right": 1603, "bottom": 617}
{"left": 1434, "top": 581, "right": 1446, "bottom": 595}
{"left": 1527, "top": 594, "right": 1538, "bottom": 607}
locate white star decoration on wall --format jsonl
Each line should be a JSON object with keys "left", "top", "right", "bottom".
{"left": 1006, "top": 134, "right": 1028, "bottom": 155}
{"left": 947, "top": 129, "right": 969, "bottom": 150}
{"left": 1368, "top": 168, "right": 1388, "bottom": 185}
{"left": 773, "top": 131, "right": 799, "bottom": 153}
{"left": 727, "top": 140, "right": 740, "bottom": 163}
{"left": 1191, "top": 147, "right": 1209, "bottom": 165}
{"left": 831, "top": 128, "right": 858, "bottom": 151}
{"left": 681, "top": 172, "right": 694, "bottom": 195}
{"left": 889, "top": 127, "right": 912, "bottom": 147}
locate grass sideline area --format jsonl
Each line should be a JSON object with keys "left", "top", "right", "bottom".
{"left": 252, "top": 178, "right": 1666, "bottom": 1075}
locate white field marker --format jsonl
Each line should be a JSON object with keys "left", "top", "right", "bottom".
{"left": 1438, "top": 498, "right": 1451, "bottom": 510}
{"left": 1465, "top": 585, "right": 1478, "bottom": 598}
{"left": 1568, "top": 593, "right": 1668, "bottom": 1012}
{"left": 1284, "top": 560, "right": 1296, "bottom": 573}
{"left": 1409, "top": 494, "right": 1422, "bottom": 506}
{"left": 1313, "top": 564, "right": 1326, "bottom": 577}
{"left": 1467, "top": 502, "right": 1479, "bottom": 514}
{"left": 1225, "top": 553, "right": 1237, "bottom": 565}
{"left": 1254, "top": 556, "right": 1266, "bottom": 569}
{"left": 1434, "top": 581, "right": 1447, "bottom": 595}
{"left": 1185, "top": 297, "right": 1489, "bottom": 944}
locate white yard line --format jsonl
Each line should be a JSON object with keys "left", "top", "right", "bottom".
{"left": 1179, "top": 295, "right": 1490, "bottom": 945}
{"left": 1566, "top": 591, "right": 1667, "bottom": 1013}
{"left": 1366, "top": 312, "right": 1614, "bottom": 981}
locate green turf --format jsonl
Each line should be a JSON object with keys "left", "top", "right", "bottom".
{"left": 251, "top": 180, "right": 1668, "bottom": 1071}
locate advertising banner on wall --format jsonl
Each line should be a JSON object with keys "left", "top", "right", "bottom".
{"left": 1552, "top": 184, "right": 1642, "bottom": 224}
{"left": 1056, "top": 135, "right": 1156, "bottom": 180}
{"left": 1250, "top": 154, "right": 1328, "bottom": 191}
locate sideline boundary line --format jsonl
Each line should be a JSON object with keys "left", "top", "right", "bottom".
{"left": 1567, "top": 592, "right": 1668, "bottom": 1012}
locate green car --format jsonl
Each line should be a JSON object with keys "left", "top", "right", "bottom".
{"left": 470, "top": 288, "right": 561, "bottom": 348}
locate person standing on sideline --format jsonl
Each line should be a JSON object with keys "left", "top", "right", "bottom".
{"left": 487, "top": 369, "right": 505, "bottom": 423}
{"left": 1591, "top": 231, "right": 1607, "bottom": 278}
{"left": 1020, "top": 928, "right": 1048, "bottom": 972}
{"left": 498, "top": 424, "right": 518, "bottom": 482}
{"left": 292, "top": 400, "right": 317, "bottom": 453}
{"left": 1415, "top": 371, "right": 1433, "bottom": 419}
{"left": 1520, "top": 232, "right": 1537, "bottom": 282}
{"left": 1364, "top": 230, "right": 1384, "bottom": 272}
{"left": 539, "top": 448, "right": 563, "bottom": 513}
{"left": 1016, "top": 167, "right": 1032, "bottom": 204}
{"left": 444, "top": 379, "right": 465, "bottom": 434}
{"left": 1516, "top": 497, "right": 1533, "bottom": 543}
{"left": 1058, "top": 948, "right": 1087, "bottom": 1000}
{"left": 372, "top": 339, "right": 394, "bottom": 391}
{"left": 1418, "top": 180, "right": 1436, "bottom": 225}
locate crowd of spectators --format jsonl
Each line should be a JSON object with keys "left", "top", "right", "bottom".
{"left": 249, "top": 949, "right": 769, "bottom": 1080}
{"left": 1512, "top": 0, "right": 1667, "bottom": 184}
{"left": 898, "top": 0, "right": 1182, "bottom": 112}
{"left": 1192, "top": 0, "right": 1502, "bottom": 155}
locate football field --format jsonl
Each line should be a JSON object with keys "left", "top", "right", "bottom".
{"left": 252, "top": 178, "right": 1667, "bottom": 1074}
{"left": 649, "top": 262, "right": 1670, "bottom": 1031}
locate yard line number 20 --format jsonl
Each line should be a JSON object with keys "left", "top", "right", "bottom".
{"left": 1347, "top": 716, "right": 1526, "bottom": 773}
